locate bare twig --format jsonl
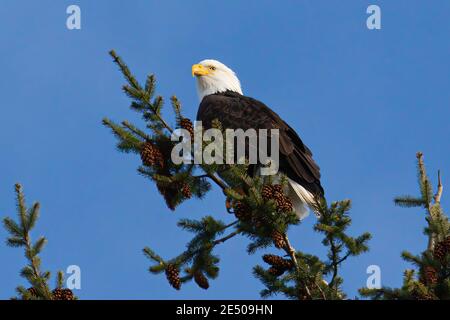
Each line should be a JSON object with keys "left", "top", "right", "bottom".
{"left": 204, "top": 172, "right": 228, "bottom": 191}
{"left": 282, "top": 233, "right": 314, "bottom": 299}
{"left": 336, "top": 252, "right": 352, "bottom": 265}
{"left": 428, "top": 170, "right": 443, "bottom": 251}
{"left": 213, "top": 230, "right": 240, "bottom": 245}
{"left": 416, "top": 152, "right": 426, "bottom": 184}
{"left": 328, "top": 236, "right": 339, "bottom": 288}
{"left": 434, "top": 170, "right": 443, "bottom": 203}
{"left": 223, "top": 220, "right": 239, "bottom": 229}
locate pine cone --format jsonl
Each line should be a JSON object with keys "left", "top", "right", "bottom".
{"left": 271, "top": 230, "right": 287, "bottom": 249}
{"left": 140, "top": 141, "right": 164, "bottom": 168}
{"left": 181, "top": 183, "right": 192, "bottom": 199}
{"left": 180, "top": 118, "right": 194, "bottom": 140}
{"left": 268, "top": 266, "right": 285, "bottom": 277}
{"left": 423, "top": 266, "right": 438, "bottom": 285}
{"left": 261, "top": 185, "right": 274, "bottom": 201}
{"left": 277, "top": 195, "right": 293, "bottom": 213}
{"left": 272, "top": 184, "right": 283, "bottom": 194}
{"left": 234, "top": 201, "right": 251, "bottom": 221}
{"left": 165, "top": 264, "right": 181, "bottom": 290}
{"left": 194, "top": 271, "right": 209, "bottom": 290}
{"left": 156, "top": 182, "right": 179, "bottom": 211}
{"left": 262, "top": 184, "right": 293, "bottom": 213}
{"left": 52, "top": 288, "right": 75, "bottom": 300}
{"left": 263, "top": 254, "right": 293, "bottom": 270}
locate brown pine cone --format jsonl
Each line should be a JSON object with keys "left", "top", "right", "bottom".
{"left": 165, "top": 264, "right": 181, "bottom": 290}
{"left": 272, "top": 191, "right": 284, "bottom": 204}
{"left": 52, "top": 288, "right": 75, "bottom": 300}
{"left": 268, "top": 266, "right": 285, "bottom": 277}
{"left": 234, "top": 201, "right": 251, "bottom": 221}
{"left": 140, "top": 141, "right": 164, "bottom": 168}
{"left": 422, "top": 266, "right": 438, "bottom": 285}
{"left": 272, "top": 184, "right": 283, "bottom": 194}
{"left": 262, "top": 184, "right": 293, "bottom": 213}
{"left": 156, "top": 182, "right": 179, "bottom": 211}
{"left": 261, "top": 185, "right": 274, "bottom": 201}
{"left": 180, "top": 118, "right": 194, "bottom": 140}
{"left": 194, "top": 271, "right": 209, "bottom": 290}
{"left": 181, "top": 183, "right": 192, "bottom": 199}
{"left": 277, "top": 195, "right": 293, "bottom": 213}
{"left": 263, "top": 254, "right": 294, "bottom": 270}
{"left": 271, "top": 230, "right": 287, "bottom": 249}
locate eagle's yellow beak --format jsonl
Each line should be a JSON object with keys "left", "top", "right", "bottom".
{"left": 192, "top": 64, "right": 210, "bottom": 77}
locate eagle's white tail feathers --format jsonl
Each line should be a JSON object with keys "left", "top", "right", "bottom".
{"left": 255, "top": 168, "right": 318, "bottom": 220}
{"left": 287, "top": 178, "right": 319, "bottom": 220}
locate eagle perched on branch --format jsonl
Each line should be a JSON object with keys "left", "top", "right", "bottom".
{"left": 192, "top": 60, "right": 324, "bottom": 219}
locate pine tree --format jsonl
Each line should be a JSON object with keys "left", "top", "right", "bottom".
{"left": 103, "top": 50, "right": 371, "bottom": 299}
{"left": 3, "top": 184, "right": 76, "bottom": 300}
{"left": 360, "top": 153, "right": 449, "bottom": 300}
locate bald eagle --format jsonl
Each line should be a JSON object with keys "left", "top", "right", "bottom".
{"left": 192, "top": 60, "right": 324, "bottom": 219}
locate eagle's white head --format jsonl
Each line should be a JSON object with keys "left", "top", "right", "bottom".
{"left": 192, "top": 59, "right": 243, "bottom": 101}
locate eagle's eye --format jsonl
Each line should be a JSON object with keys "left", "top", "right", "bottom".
{"left": 208, "top": 66, "right": 216, "bottom": 71}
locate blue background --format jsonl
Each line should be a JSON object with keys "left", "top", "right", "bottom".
{"left": 1, "top": 1, "right": 449, "bottom": 299}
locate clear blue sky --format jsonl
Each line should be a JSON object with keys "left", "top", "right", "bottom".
{"left": 1, "top": 1, "right": 449, "bottom": 299}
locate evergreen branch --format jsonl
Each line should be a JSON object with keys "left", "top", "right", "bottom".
{"left": 143, "top": 247, "right": 164, "bottom": 264}
{"left": 394, "top": 196, "right": 425, "bottom": 208}
{"left": 415, "top": 152, "right": 436, "bottom": 250}
{"left": 3, "top": 184, "right": 53, "bottom": 300}
{"left": 362, "top": 152, "right": 449, "bottom": 300}
{"left": 3, "top": 184, "right": 77, "bottom": 300}
{"left": 109, "top": 50, "right": 142, "bottom": 91}
{"left": 417, "top": 152, "right": 433, "bottom": 208}
{"left": 122, "top": 120, "right": 152, "bottom": 141}
{"left": 110, "top": 50, "right": 173, "bottom": 132}
{"left": 146, "top": 101, "right": 174, "bottom": 133}
{"left": 3, "top": 218, "right": 22, "bottom": 238}
{"left": 108, "top": 50, "right": 229, "bottom": 191}
{"left": 145, "top": 75, "right": 156, "bottom": 97}
{"left": 25, "top": 203, "right": 40, "bottom": 232}
{"left": 56, "top": 271, "right": 64, "bottom": 289}
{"left": 102, "top": 118, "right": 143, "bottom": 153}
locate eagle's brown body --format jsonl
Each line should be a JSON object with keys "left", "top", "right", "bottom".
{"left": 197, "top": 90, "right": 324, "bottom": 197}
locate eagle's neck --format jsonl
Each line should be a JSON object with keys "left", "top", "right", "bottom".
{"left": 196, "top": 77, "right": 243, "bottom": 101}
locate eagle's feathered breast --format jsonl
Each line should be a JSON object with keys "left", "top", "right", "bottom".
{"left": 196, "top": 91, "right": 324, "bottom": 197}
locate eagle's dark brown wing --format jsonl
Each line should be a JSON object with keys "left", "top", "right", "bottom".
{"left": 196, "top": 91, "right": 324, "bottom": 196}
